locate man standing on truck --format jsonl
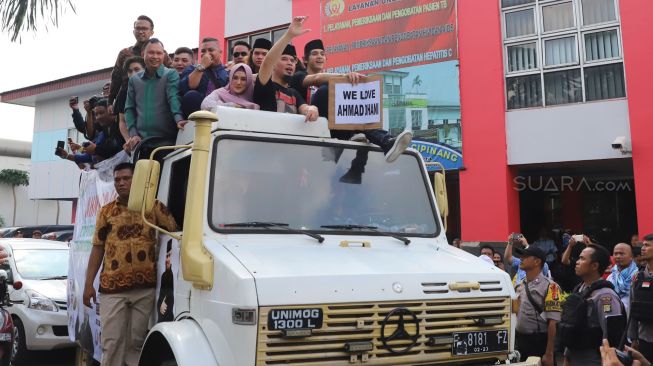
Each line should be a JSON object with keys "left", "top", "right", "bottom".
{"left": 253, "top": 16, "right": 319, "bottom": 121}
{"left": 513, "top": 246, "right": 560, "bottom": 366}
{"left": 83, "top": 162, "right": 178, "bottom": 366}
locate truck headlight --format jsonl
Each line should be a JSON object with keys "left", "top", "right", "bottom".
{"left": 26, "top": 290, "right": 58, "bottom": 312}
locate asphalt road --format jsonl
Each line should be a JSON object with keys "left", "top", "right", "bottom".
{"left": 26, "top": 348, "right": 76, "bottom": 366}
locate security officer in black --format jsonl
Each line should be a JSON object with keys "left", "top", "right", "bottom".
{"left": 629, "top": 234, "right": 653, "bottom": 362}
{"left": 513, "top": 246, "right": 561, "bottom": 366}
{"left": 561, "top": 244, "right": 625, "bottom": 366}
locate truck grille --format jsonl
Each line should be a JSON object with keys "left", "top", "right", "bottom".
{"left": 256, "top": 297, "right": 511, "bottom": 365}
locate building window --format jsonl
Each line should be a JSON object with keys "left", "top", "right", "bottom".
{"left": 502, "top": 0, "right": 625, "bottom": 110}
{"left": 411, "top": 110, "right": 423, "bottom": 130}
{"left": 227, "top": 26, "right": 289, "bottom": 61}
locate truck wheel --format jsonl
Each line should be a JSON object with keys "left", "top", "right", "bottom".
{"left": 10, "top": 317, "right": 28, "bottom": 365}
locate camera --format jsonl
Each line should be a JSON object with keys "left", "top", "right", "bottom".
{"left": 572, "top": 234, "right": 584, "bottom": 242}
{"left": 54, "top": 140, "right": 65, "bottom": 157}
{"left": 510, "top": 233, "right": 523, "bottom": 242}
{"left": 611, "top": 136, "right": 631, "bottom": 154}
{"left": 88, "top": 95, "right": 100, "bottom": 109}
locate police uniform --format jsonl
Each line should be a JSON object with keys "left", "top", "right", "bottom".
{"left": 628, "top": 266, "right": 653, "bottom": 362}
{"left": 514, "top": 272, "right": 561, "bottom": 361}
{"left": 564, "top": 282, "right": 624, "bottom": 365}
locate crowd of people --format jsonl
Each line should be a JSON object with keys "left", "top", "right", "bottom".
{"left": 462, "top": 231, "right": 653, "bottom": 366}
{"left": 57, "top": 15, "right": 413, "bottom": 169}
{"left": 67, "top": 14, "right": 416, "bottom": 366}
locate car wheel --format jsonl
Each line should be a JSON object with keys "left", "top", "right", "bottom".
{"left": 10, "top": 317, "right": 28, "bottom": 365}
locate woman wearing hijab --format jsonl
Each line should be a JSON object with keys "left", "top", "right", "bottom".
{"left": 201, "top": 63, "right": 259, "bottom": 110}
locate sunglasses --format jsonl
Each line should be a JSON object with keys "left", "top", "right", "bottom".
{"left": 233, "top": 52, "right": 248, "bottom": 58}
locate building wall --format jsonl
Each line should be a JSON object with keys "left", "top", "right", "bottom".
{"left": 225, "top": 0, "right": 291, "bottom": 37}
{"left": 506, "top": 99, "right": 631, "bottom": 164}
{"left": 458, "top": 0, "right": 520, "bottom": 241}
{"left": 29, "top": 91, "right": 103, "bottom": 200}
{"left": 0, "top": 155, "right": 72, "bottom": 226}
{"left": 620, "top": 0, "right": 653, "bottom": 235}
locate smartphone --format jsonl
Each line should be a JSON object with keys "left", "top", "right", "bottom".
{"left": 572, "top": 234, "right": 584, "bottom": 242}
{"left": 54, "top": 140, "right": 65, "bottom": 157}
{"left": 605, "top": 314, "right": 626, "bottom": 349}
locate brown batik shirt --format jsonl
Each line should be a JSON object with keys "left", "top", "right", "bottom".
{"left": 93, "top": 199, "right": 178, "bottom": 293}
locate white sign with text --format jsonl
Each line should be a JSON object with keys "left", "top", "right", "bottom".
{"left": 333, "top": 79, "right": 382, "bottom": 125}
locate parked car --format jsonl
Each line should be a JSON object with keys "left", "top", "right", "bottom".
{"left": 0, "top": 239, "right": 73, "bottom": 364}
{"left": 0, "top": 229, "right": 18, "bottom": 239}
{"left": 0, "top": 226, "right": 73, "bottom": 239}
{"left": 41, "top": 230, "right": 73, "bottom": 243}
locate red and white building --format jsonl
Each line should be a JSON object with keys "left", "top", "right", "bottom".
{"left": 2, "top": 0, "right": 651, "bottom": 245}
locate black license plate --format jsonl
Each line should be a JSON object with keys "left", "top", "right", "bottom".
{"left": 452, "top": 329, "right": 509, "bottom": 356}
{"left": 267, "top": 308, "right": 323, "bottom": 330}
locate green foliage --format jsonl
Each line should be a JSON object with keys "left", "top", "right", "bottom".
{"left": 0, "top": 0, "right": 76, "bottom": 42}
{"left": 0, "top": 169, "right": 29, "bottom": 187}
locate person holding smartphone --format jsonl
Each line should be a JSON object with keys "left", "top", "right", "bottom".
{"left": 504, "top": 233, "right": 551, "bottom": 285}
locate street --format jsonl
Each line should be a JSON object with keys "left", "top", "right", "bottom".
{"left": 26, "top": 348, "right": 75, "bottom": 366}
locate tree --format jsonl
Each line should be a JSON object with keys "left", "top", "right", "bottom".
{"left": 411, "top": 75, "right": 422, "bottom": 93}
{"left": 1, "top": 0, "right": 75, "bottom": 42}
{"left": 0, "top": 169, "right": 29, "bottom": 225}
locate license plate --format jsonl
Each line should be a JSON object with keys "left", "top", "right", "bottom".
{"left": 452, "top": 329, "right": 509, "bottom": 356}
{"left": 267, "top": 308, "right": 323, "bottom": 330}
{"left": 0, "top": 333, "right": 11, "bottom": 342}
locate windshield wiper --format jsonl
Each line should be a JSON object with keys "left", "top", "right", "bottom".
{"left": 223, "top": 222, "right": 325, "bottom": 243}
{"left": 320, "top": 224, "right": 411, "bottom": 245}
{"left": 41, "top": 275, "right": 67, "bottom": 280}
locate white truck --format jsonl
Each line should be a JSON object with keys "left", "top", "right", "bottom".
{"left": 127, "top": 107, "right": 537, "bottom": 366}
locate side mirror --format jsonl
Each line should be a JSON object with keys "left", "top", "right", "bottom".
{"left": 426, "top": 162, "right": 448, "bottom": 231}
{"left": 128, "top": 159, "right": 161, "bottom": 213}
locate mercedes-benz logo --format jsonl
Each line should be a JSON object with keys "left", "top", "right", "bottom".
{"left": 380, "top": 307, "right": 420, "bottom": 354}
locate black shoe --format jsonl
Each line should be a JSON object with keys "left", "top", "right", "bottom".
{"left": 339, "top": 169, "right": 362, "bottom": 184}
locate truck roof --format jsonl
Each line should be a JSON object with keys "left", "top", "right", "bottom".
{"left": 176, "top": 106, "right": 333, "bottom": 145}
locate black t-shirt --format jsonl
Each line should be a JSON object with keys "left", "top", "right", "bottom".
{"left": 253, "top": 76, "right": 306, "bottom": 114}
{"left": 291, "top": 71, "right": 321, "bottom": 106}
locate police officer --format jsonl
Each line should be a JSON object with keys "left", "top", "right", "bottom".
{"left": 629, "top": 234, "right": 653, "bottom": 363}
{"left": 513, "top": 246, "right": 561, "bottom": 366}
{"left": 561, "top": 244, "right": 625, "bottom": 366}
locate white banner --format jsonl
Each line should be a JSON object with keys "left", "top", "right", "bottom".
{"left": 68, "top": 152, "right": 129, "bottom": 361}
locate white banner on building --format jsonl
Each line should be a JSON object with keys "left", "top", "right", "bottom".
{"left": 67, "top": 152, "right": 129, "bottom": 361}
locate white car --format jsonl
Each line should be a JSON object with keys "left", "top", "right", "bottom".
{"left": 0, "top": 239, "right": 73, "bottom": 363}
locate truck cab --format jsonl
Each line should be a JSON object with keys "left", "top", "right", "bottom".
{"left": 131, "top": 107, "right": 536, "bottom": 366}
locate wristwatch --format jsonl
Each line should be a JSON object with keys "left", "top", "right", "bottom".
{"left": 195, "top": 64, "right": 206, "bottom": 72}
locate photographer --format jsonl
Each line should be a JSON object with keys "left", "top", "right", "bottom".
{"left": 58, "top": 98, "right": 125, "bottom": 165}
{"left": 504, "top": 233, "right": 551, "bottom": 284}
{"left": 69, "top": 95, "right": 99, "bottom": 140}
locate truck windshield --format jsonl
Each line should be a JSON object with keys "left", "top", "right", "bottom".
{"left": 209, "top": 137, "right": 439, "bottom": 237}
